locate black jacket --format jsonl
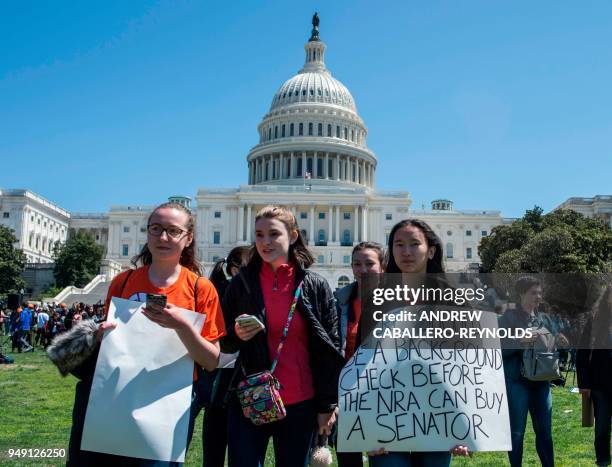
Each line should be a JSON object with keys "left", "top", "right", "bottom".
{"left": 576, "top": 320, "right": 612, "bottom": 393}
{"left": 221, "top": 263, "right": 344, "bottom": 413}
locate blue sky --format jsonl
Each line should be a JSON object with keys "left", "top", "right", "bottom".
{"left": 1, "top": 1, "right": 610, "bottom": 218}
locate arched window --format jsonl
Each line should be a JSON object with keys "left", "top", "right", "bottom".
{"left": 351, "top": 129, "right": 354, "bottom": 141}
{"left": 301, "top": 229, "right": 308, "bottom": 241}
{"left": 268, "top": 128, "right": 272, "bottom": 140}
{"left": 344, "top": 127, "right": 348, "bottom": 139}
{"left": 318, "top": 123, "right": 323, "bottom": 136}
{"left": 308, "top": 123, "right": 313, "bottom": 136}
{"left": 317, "top": 158, "right": 323, "bottom": 176}
{"left": 290, "top": 123, "right": 294, "bottom": 136}
{"left": 327, "top": 124, "right": 332, "bottom": 137}
{"left": 336, "top": 126, "right": 340, "bottom": 138}
{"left": 310, "top": 88, "right": 314, "bottom": 96}
{"left": 307, "top": 157, "right": 313, "bottom": 174}
{"left": 299, "top": 123, "right": 304, "bottom": 136}
{"left": 302, "top": 89, "right": 306, "bottom": 96}
{"left": 274, "top": 126, "right": 278, "bottom": 139}
{"left": 297, "top": 158, "right": 303, "bottom": 175}
{"left": 338, "top": 275, "right": 351, "bottom": 288}
{"left": 281, "top": 124, "right": 285, "bottom": 137}
{"left": 446, "top": 243, "right": 454, "bottom": 259}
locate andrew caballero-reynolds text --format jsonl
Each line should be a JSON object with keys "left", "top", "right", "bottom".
{"left": 369, "top": 286, "right": 531, "bottom": 340}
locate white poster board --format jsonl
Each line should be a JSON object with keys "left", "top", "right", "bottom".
{"left": 81, "top": 297, "right": 205, "bottom": 462}
{"left": 337, "top": 312, "right": 511, "bottom": 453}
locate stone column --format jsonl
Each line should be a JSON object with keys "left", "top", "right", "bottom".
{"left": 246, "top": 205, "right": 252, "bottom": 242}
{"left": 290, "top": 152, "right": 295, "bottom": 178}
{"left": 238, "top": 204, "right": 245, "bottom": 242}
{"left": 335, "top": 154, "right": 340, "bottom": 181}
{"left": 353, "top": 205, "right": 359, "bottom": 244}
{"left": 335, "top": 205, "right": 340, "bottom": 244}
{"left": 328, "top": 205, "right": 332, "bottom": 243}
{"left": 302, "top": 151, "right": 306, "bottom": 177}
{"left": 309, "top": 205, "right": 315, "bottom": 246}
{"left": 325, "top": 152, "right": 329, "bottom": 179}
{"left": 280, "top": 153, "right": 285, "bottom": 181}
{"left": 113, "top": 222, "right": 121, "bottom": 258}
{"left": 313, "top": 151, "right": 318, "bottom": 178}
{"left": 362, "top": 206, "right": 368, "bottom": 241}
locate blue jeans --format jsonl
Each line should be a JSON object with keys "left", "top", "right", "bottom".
{"left": 506, "top": 377, "right": 554, "bottom": 467}
{"left": 227, "top": 399, "right": 316, "bottom": 467}
{"left": 368, "top": 452, "right": 451, "bottom": 467}
{"left": 591, "top": 390, "right": 611, "bottom": 466}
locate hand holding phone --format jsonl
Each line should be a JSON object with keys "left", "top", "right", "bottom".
{"left": 236, "top": 315, "right": 265, "bottom": 331}
{"left": 235, "top": 314, "right": 265, "bottom": 342}
{"left": 146, "top": 294, "right": 167, "bottom": 314}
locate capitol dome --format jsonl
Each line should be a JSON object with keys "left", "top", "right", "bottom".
{"left": 270, "top": 72, "right": 357, "bottom": 113}
{"left": 246, "top": 15, "right": 377, "bottom": 189}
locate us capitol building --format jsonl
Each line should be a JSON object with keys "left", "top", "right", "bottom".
{"left": 4, "top": 16, "right": 560, "bottom": 297}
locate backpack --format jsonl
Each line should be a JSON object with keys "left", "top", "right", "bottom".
{"left": 521, "top": 321, "right": 561, "bottom": 382}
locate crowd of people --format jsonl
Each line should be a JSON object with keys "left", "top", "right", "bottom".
{"left": 2, "top": 201, "right": 610, "bottom": 467}
{"left": 1, "top": 301, "right": 105, "bottom": 352}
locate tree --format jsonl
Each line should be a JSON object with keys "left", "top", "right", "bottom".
{"left": 53, "top": 231, "right": 105, "bottom": 288}
{"left": 478, "top": 220, "right": 534, "bottom": 272}
{"left": 0, "top": 225, "right": 26, "bottom": 294}
{"left": 479, "top": 206, "right": 611, "bottom": 273}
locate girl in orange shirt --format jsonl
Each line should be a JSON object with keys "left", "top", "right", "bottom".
{"left": 62, "top": 202, "right": 226, "bottom": 466}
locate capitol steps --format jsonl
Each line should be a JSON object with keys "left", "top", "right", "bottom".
{"left": 50, "top": 275, "right": 111, "bottom": 306}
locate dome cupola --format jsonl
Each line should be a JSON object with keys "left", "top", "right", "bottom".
{"left": 246, "top": 14, "right": 378, "bottom": 189}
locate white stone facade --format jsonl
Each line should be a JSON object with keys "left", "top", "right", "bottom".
{"left": 0, "top": 189, "right": 69, "bottom": 263}
{"left": 556, "top": 195, "right": 612, "bottom": 228}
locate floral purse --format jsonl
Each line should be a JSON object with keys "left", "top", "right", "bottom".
{"left": 236, "top": 281, "right": 303, "bottom": 425}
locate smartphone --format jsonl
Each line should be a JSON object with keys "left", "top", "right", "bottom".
{"left": 146, "top": 294, "right": 167, "bottom": 314}
{"left": 236, "top": 315, "right": 265, "bottom": 330}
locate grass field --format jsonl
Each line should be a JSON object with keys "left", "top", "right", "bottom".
{"left": 0, "top": 347, "right": 598, "bottom": 466}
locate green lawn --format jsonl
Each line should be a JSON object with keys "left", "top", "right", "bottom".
{"left": 0, "top": 348, "right": 597, "bottom": 466}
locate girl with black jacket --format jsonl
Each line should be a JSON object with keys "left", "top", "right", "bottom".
{"left": 221, "top": 205, "right": 344, "bottom": 467}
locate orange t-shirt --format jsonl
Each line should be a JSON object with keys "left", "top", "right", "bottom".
{"left": 345, "top": 297, "right": 361, "bottom": 361}
{"left": 104, "top": 265, "right": 226, "bottom": 343}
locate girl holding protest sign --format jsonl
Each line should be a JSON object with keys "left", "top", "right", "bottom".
{"left": 368, "top": 219, "right": 469, "bottom": 467}
{"left": 220, "top": 205, "right": 344, "bottom": 467}
{"left": 335, "top": 241, "right": 385, "bottom": 467}
{"left": 51, "top": 201, "right": 226, "bottom": 466}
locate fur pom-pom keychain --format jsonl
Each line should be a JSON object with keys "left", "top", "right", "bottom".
{"left": 47, "top": 319, "right": 99, "bottom": 376}
{"left": 310, "top": 434, "right": 333, "bottom": 467}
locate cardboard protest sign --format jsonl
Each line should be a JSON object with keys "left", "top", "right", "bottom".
{"left": 337, "top": 312, "right": 511, "bottom": 453}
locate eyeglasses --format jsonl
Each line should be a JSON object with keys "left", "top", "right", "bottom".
{"left": 147, "top": 224, "right": 188, "bottom": 239}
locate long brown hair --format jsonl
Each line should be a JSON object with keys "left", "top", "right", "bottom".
{"left": 248, "top": 205, "right": 314, "bottom": 269}
{"left": 131, "top": 202, "right": 202, "bottom": 274}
